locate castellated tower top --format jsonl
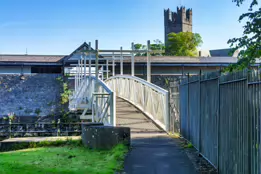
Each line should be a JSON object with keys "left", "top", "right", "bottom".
{"left": 164, "top": 6, "right": 192, "bottom": 24}
{"left": 164, "top": 6, "right": 193, "bottom": 45}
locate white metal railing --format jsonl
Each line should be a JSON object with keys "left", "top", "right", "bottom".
{"left": 105, "top": 75, "right": 169, "bottom": 131}
{"left": 69, "top": 76, "right": 115, "bottom": 126}
{"left": 92, "top": 79, "right": 116, "bottom": 126}
{"left": 69, "top": 77, "right": 92, "bottom": 111}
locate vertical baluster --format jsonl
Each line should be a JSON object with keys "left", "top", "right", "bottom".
{"left": 131, "top": 42, "right": 135, "bottom": 76}
{"left": 120, "top": 47, "right": 123, "bottom": 75}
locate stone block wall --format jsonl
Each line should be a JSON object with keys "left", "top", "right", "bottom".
{"left": 151, "top": 75, "right": 182, "bottom": 90}
{"left": 0, "top": 74, "right": 62, "bottom": 117}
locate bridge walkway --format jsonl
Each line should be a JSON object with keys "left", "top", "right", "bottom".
{"left": 116, "top": 97, "right": 164, "bottom": 134}
{"left": 116, "top": 97, "right": 198, "bottom": 174}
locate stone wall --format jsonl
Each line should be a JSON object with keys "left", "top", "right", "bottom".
{"left": 151, "top": 75, "right": 183, "bottom": 90}
{"left": 0, "top": 74, "right": 62, "bottom": 117}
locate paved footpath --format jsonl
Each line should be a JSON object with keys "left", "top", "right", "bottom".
{"left": 116, "top": 98, "right": 198, "bottom": 174}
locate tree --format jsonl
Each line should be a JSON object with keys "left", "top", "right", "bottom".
{"left": 151, "top": 39, "right": 165, "bottom": 56}
{"left": 227, "top": 0, "right": 260, "bottom": 71}
{"left": 134, "top": 44, "right": 145, "bottom": 50}
{"left": 166, "top": 32, "right": 203, "bottom": 57}
{"left": 133, "top": 43, "right": 146, "bottom": 56}
{"left": 133, "top": 40, "right": 165, "bottom": 56}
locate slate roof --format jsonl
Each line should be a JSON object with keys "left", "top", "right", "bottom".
{"left": 0, "top": 42, "right": 93, "bottom": 65}
{"left": 0, "top": 54, "right": 65, "bottom": 63}
{"left": 209, "top": 48, "right": 239, "bottom": 57}
{"left": 0, "top": 43, "right": 255, "bottom": 65}
{"left": 112, "top": 56, "right": 239, "bottom": 64}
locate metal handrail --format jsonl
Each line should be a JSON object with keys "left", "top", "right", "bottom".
{"left": 69, "top": 75, "right": 115, "bottom": 126}
{"left": 105, "top": 75, "right": 169, "bottom": 131}
{"left": 96, "top": 77, "right": 114, "bottom": 94}
{"left": 92, "top": 77, "right": 115, "bottom": 126}
{"left": 106, "top": 75, "right": 168, "bottom": 94}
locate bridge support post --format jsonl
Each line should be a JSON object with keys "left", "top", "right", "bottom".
{"left": 112, "top": 53, "right": 115, "bottom": 76}
{"left": 147, "top": 40, "right": 151, "bottom": 83}
{"left": 80, "top": 58, "right": 83, "bottom": 83}
{"left": 106, "top": 59, "right": 109, "bottom": 79}
{"left": 165, "top": 92, "right": 170, "bottom": 132}
{"left": 83, "top": 52, "right": 86, "bottom": 78}
{"left": 131, "top": 42, "right": 135, "bottom": 76}
{"left": 110, "top": 92, "right": 116, "bottom": 126}
{"left": 101, "top": 66, "right": 104, "bottom": 81}
{"left": 95, "top": 40, "right": 99, "bottom": 94}
{"left": 88, "top": 42, "right": 92, "bottom": 80}
{"left": 77, "top": 62, "right": 79, "bottom": 89}
{"left": 120, "top": 47, "right": 123, "bottom": 75}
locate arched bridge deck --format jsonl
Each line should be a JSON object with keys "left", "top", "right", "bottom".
{"left": 116, "top": 97, "right": 164, "bottom": 134}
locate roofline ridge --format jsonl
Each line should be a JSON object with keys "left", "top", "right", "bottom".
{"left": 0, "top": 54, "right": 66, "bottom": 57}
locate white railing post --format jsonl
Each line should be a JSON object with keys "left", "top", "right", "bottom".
{"left": 95, "top": 40, "right": 99, "bottom": 90}
{"left": 77, "top": 59, "right": 80, "bottom": 90}
{"left": 88, "top": 42, "right": 92, "bottom": 80}
{"left": 95, "top": 40, "right": 99, "bottom": 121}
{"left": 165, "top": 93, "right": 170, "bottom": 132}
{"left": 131, "top": 42, "right": 135, "bottom": 76}
{"left": 120, "top": 47, "right": 123, "bottom": 75}
{"left": 74, "top": 67, "right": 77, "bottom": 92}
{"left": 84, "top": 53, "right": 86, "bottom": 78}
{"left": 101, "top": 66, "right": 104, "bottom": 81}
{"left": 147, "top": 40, "right": 151, "bottom": 83}
{"left": 106, "top": 59, "right": 109, "bottom": 79}
{"left": 110, "top": 92, "right": 116, "bottom": 126}
{"left": 80, "top": 57, "right": 83, "bottom": 84}
{"left": 112, "top": 52, "right": 115, "bottom": 76}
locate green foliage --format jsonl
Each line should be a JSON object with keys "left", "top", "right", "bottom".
{"left": 3, "top": 113, "right": 15, "bottom": 122}
{"left": 133, "top": 43, "right": 146, "bottom": 56}
{"left": 150, "top": 39, "right": 165, "bottom": 56}
{"left": 61, "top": 83, "right": 72, "bottom": 104}
{"left": 184, "top": 142, "right": 193, "bottom": 148}
{"left": 64, "top": 73, "right": 70, "bottom": 77}
{"left": 165, "top": 78, "right": 169, "bottom": 86}
{"left": 61, "top": 111, "right": 71, "bottom": 122}
{"left": 133, "top": 39, "right": 165, "bottom": 56}
{"left": 1, "top": 138, "right": 82, "bottom": 152}
{"left": 227, "top": 0, "right": 260, "bottom": 71}
{"left": 0, "top": 140, "right": 128, "bottom": 174}
{"left": 166, "top": 32, "right": 203, "bottom": 57}
{"left": 34, "top": 108, "right": 41, "bottom": 116}
{"left": 169, "top": 132, "right": 180, "bottom": 138}
{"left": 56, "top": 76, "right": 63, "bottom": 83}
{"left": 134, "top": 43, "right": 144, "bottom": 50}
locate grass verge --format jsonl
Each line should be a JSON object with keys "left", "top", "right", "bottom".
{"left": 0, "top": 139, "right": 128, "bottom": 174}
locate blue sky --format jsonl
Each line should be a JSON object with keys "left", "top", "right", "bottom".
{"left": 0, "top": 0, "right": 252, "bottom": 55}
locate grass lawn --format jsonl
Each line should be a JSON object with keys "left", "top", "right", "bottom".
{"left": 0, "top": 141, "right": 128, "bottom": 174}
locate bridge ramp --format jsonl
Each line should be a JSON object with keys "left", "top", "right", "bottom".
{"left": 116, "top": 98, "right": 165, "bottom": 134}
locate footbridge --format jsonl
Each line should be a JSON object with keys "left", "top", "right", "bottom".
{"left": 68, "top": 40, "right": 170, "bottom": 133}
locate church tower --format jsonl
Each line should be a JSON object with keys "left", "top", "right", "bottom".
{"left": 164, "top": 6, "right": 193, "bottom": 45}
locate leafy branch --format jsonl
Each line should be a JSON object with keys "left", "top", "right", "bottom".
{"left": 227, "top": 0, "right": 260, "bottom": 71}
